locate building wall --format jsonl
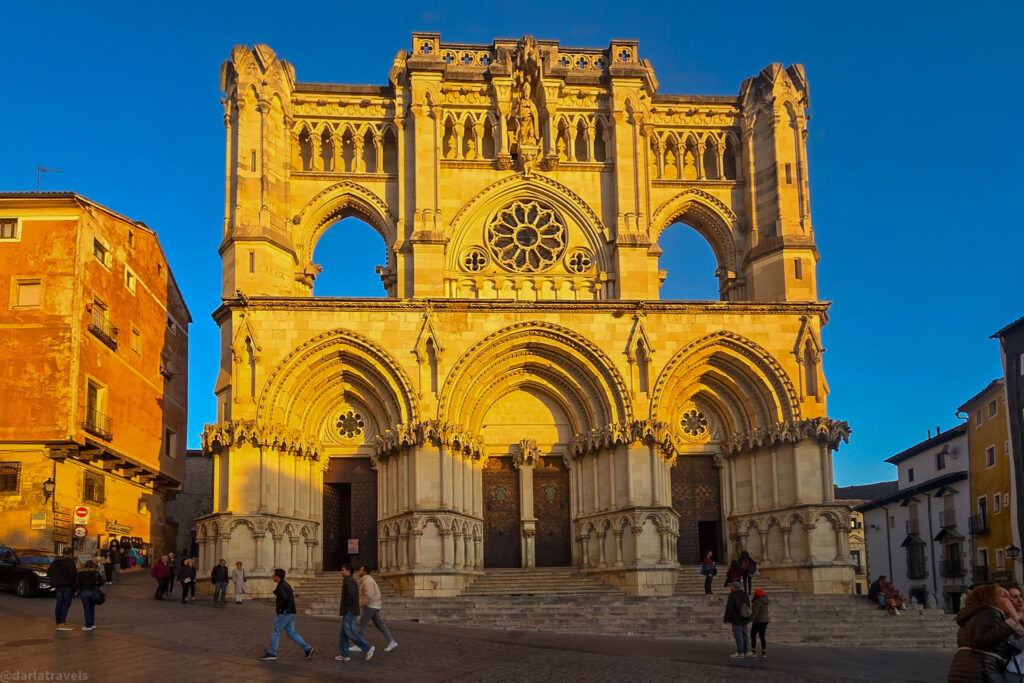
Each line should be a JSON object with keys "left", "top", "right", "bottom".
{"left": 0, "top": 196, "right": 189, "bottom": 556}
{"left": 165, "top": 450, "right": 214, "bottom": 557}
{"left": 994, "top": 321, "right": 1024, "bottom": 570}
{"left": 964, "top": 381, "right": 1014, "bottom": 583}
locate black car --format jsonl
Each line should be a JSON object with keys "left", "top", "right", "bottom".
{"left": 0, "top": 546, "right": 56, "bottom": 597}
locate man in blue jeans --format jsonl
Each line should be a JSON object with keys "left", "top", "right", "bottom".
{"left": 47, "top": 548, "right": 78, "bottom": 631}
{"left": 334, "top": 564, "right": 374, "bottom": 662}
{"left": 259, "top": 569, "right": 314, "bottom": 661}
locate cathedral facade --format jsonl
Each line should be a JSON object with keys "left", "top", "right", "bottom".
{"left": 199, "top": 33, "right": 852, "bottom": 597}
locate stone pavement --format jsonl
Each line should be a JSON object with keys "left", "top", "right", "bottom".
{"left": 0, "top": 570, "right": 952, "bottom": 682}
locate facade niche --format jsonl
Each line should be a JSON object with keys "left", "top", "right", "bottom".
{"left": 320, "top": 130, "right": 334, "bottom": 171}
{"left": 481, "top": 118, "right": 496, "bottom": 159}
{"left": 574, "top": 120, "right": 588, "bottom": 161}
{"left": 363, "top": 130, "right": 377, "bottom": 172}
{"left": 593, "top": 119, "right": 607, "bottom": 162}
{"left": 462, "top": 119, "right": 476, "bottom": 159}
{"left": 298, "top": 129, "right": 313, "bottom": 171}
{"left": 803, "top": 339, "right": 819, "bottom": 398}
{"left": 382, "top": 128, "right": 398, "bottom": 173}
{"left": 723, "top": 137, "right": 739, "bottom": 180}
{"left": 702, "top": 139, "right": 718, "bottom": 180}
{"left": 443, "top": 117, "right": 457, "bottom": 159}
{"left": 341, "top": 130, "right": 355, "bottom": 172}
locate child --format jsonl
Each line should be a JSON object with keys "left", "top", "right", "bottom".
{"left": 231, "top": 561, "right": 247, "bottom": 604}
{"left": 750, "top": 588, "right": 771, "bottom": 657}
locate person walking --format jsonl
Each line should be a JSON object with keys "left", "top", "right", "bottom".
{"left": 725, "top": 559, "right": 744, "bottom": 588}
{"left": 166, "top": 552, "right": 178, "bottom": 597}
{"left": 108, "top": 545, "right": 121, "bottom": 583}
{"left": 231, "top": 561, "right": 247, "bottom": 604}
{"left": 151, "top": 554, "right": 170, "bottom": 600}
{"left": 700, "top": 551, "right": 717, "bottom": 595}
{"left": 723, "top": 580, "right": 752, "bottom": 658}
{"left": 211, "top": 559, "right": 229, "bottom": 606}
{"left": 259, "top": 569, "right": 314, "bottom": 661}
{"left": 76, "top": 560, "right": 104, "bottom": 631}
{"left": 948, "top": 583, "right": 1024, "bottom": 682}
{"left": 334, "top": 564, "right": 374, "bottom": 662}
{"left": 178, "top": 559, "right": 197, "bottom": 603}
{"left": 750, "top": 588, "right": 771, "bottom": 657}
{"left": 48, "top": 548, "right": 78, "bottom": 631}
{"left": 739, "top": 550, "right": 757, "bottom": 594}
{"left": 353, "top": 566, "right": 398, "bottom": 652}
{"left": 101, "top": 549, "right": 113, "bottom": 584}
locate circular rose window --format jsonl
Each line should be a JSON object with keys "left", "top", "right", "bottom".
{"left": 680, "top": 409, "right": 708, "bottom": 438}
{"left": 336, "top": 410, "right": 365, "bottom": 439}
{"left": 486, "top": 200, "right": 566, "bottom": 272}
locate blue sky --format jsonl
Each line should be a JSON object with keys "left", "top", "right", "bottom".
{"left": 3, "top": 2, "right": 1021, "bottom": 485}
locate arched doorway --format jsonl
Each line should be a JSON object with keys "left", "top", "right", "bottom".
{"left": 658, "top": 222, "right": 721, "bottom": 301}
{"left": 533, "top": 455, "right": 571, "bottom": 566}
{"left": 671, "top": 453, "right": 723, "bottom": 564}
{"left": 482, "top": 457, "right": 521, "bottom": 568}
{"left": 323, "top": 457, "right": 378, "bottom": 571}
{"left": 312, "top": 216, "right": 389, "bottom": 296}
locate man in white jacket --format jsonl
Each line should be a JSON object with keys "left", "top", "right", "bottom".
{"left": 351, "top": 566, "right": 398, "bottom": 652}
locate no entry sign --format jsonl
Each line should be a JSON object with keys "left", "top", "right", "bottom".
{"left": 74, "top": 506, "right": 90, "bottom": 524}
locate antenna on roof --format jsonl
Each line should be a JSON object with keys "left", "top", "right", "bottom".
{"left": 36, "top": 166, "right": 63, "bottom": 192}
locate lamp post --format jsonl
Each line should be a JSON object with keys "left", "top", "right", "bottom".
{"left": 1008, "top": 545, "right": 1022, "bottom": 583}
{"left": 42, "top": 478, "right": 55, "bottom": 502}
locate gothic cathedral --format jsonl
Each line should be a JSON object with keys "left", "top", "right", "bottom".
{"left": 200, "top": 33, "right": 853, "bottom": 597}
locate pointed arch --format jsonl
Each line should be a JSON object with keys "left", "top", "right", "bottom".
{"left": 257, "top": 328, "right": 419, "bottom": 438}
{"left": 292, "top": 181, "right": 397, "bottom": 268}
{"left": 650, "top": 189, "right": 742, "bottom": 280}
{"left": 650, "top": 331, "right": 800, "bottom": 438}
{"left": 438, "top": 321, "right": 632, "bottom": 433}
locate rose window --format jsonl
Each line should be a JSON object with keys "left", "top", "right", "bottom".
{"left": 336, "top": 410, "right": 364, "bottom": 439}
{"left": 680, "top": 409, "right": 708, "bottom": 438}
{"left": 565, "top": 248, "right": 594, "bottom": 274}
{"left": 461, "top": 247, "right": 489, "bottom": 273}
{"left": 486, "top": 200, "right": 566, "bottom": 272}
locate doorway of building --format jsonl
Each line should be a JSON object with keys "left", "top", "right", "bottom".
{"left": 533, "top": 455, "right": 571, "bottom": 566}
{"left": 671, "top": 454, "right": 723, "bottom": 564}
{"left": 323, "top": 458, "right": 378, "bottom": 571}
{"left": 483, "top": 457, "right": 521, "bottom": 568}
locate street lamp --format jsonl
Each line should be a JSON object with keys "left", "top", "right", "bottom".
{"left": 42, "top": 478, "right": 55, "bottom": 502}
{"left": 1008, "top": 546, "right": 1022, "bottom": 583}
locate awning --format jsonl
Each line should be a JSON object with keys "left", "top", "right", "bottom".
{"left": 900, "top": 534, "right": 924, "bottom": 547}
{"left": 933, "top": 528, "right": 965, "bottom": 542}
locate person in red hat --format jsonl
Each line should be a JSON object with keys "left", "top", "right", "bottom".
{"left": 750, "top": 588, "right": 771, "bottom": 657}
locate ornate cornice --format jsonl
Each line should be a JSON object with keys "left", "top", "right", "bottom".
{"left": 202, "top": 419, "right": 323, "bottom": 458}
{"left": 373, "top": 420, "right": 485, "bottom": 459}
{"left": 723, "top": 417, "right": 851, "bottom": 456}
{"left": 569, "top": 419, "right": 683, "bottom": 459}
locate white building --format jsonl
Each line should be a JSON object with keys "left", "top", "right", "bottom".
{"left": 858, "top": 423, "right": 969, "bottom": 612}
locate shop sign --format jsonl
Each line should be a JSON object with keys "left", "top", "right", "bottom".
{"left": 106, "top": 522, "right": 133, "bottom": 535}
{"left": 30, "top": 513, "right": 46, "bottom": 530}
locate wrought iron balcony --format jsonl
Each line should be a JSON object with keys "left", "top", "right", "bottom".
{"left": 939, "top": 510, "right": 957, "bottom": 529}
{"left": 974, "top": 565, "right": 989, "bottom": 583}
{"left": 969, "top": 514, "right": 989, "bottom": 535}
{"left": 906, "top": 518, "right": 920, "bottom": 535}
{"left": 941, "top": 558, "right": 964, "bottom": 577}
{"left": 87, "top": 307, "right": 118, "bottom": 350}
{"left": 83, "top": 408, "right": 113, "bottom": 441}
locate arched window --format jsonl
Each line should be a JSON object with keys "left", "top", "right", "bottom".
{"left": 593, "top": 119, "right": 607, "bottom": 162}
{"left": 320, "top": 130, "right": 334, "bottom": 172}
{"left": 723, "top": 137, "right": 739, "bottom": 180}
{"left": 363, "top": 130, "right": 377, "bottom": 173}
{"left": 443, "top": 117, "right": 458, "bottom": 159}
{"left": 311, "top": 217, "right": 389, "bottom": 296}
{"left": 574, "top": 119, "right": 589, "bottom": 161}
{"left": 657, "top": 222, "right": 721, "bottom": 300}
{"left": 635, "top": 340, "right": 650, "bottom": 394}
{"left": 341, "top": 129, "right": 355, "bottom": 172}
{"left": 462, "top": 119, "right": 477, "bottom": 159}
{"left": 702, "top": 139, "right": 718, "bottom": 180}
{"left": 298, "top": 129, "right": 313, "bottom": 171}
{"left": 382, "top": 127, "right": 398, "bottom": 173}
{"left": 481, "top": 118, "right": 496, "bottom": 159}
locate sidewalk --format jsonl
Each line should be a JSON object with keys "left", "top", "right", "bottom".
{"left": 0, "top": 571, "right": 952, "bottom": 682}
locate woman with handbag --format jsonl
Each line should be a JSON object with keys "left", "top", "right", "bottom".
{"left": 948, "top": 584, "right": 1024, "bottom": 682}
{"left": 75, "top": 560, "right": 104, "bottom": 632}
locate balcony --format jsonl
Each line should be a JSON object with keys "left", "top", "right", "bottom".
{"left": 908, "top": 560, "right": 928, "bottom": 580}
{"left": 969, "top": 514, "right": 990, "bottom": 535}
{"left": 83, "top": 408, "right": 113, "bottom": 441}
{"left": 941, "top": 558, "right": 964, "bottom": 578}
{"left": 87, "top": 307, "right": 118, "bottom": 350}
{"left": 974, "top": 565, "right": 989, "bottom": 583}
{"left": 939, "top": 510, "right": 957, "bottom": 529}
{"left": 906, "top": 518, "right": 920, "bottom": 535}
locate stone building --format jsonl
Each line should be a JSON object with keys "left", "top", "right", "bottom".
{"left": 199, "top": 34, "right": 852, "bottom": 597}
{"left": 835, "top": 482, "right": 896, "bottom": 595}
{"left": 993, "top": 316, "right": 1024, "bottom": 562}
{"left": 164, "top": 449, "right": 213, "bottom": 557}
{"left": 0, "top": 193, "right": 190, "bottom": 557}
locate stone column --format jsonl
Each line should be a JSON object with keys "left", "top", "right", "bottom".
{"left": 803, "top": 523, "right": 817, "bottom": 564}
{"left": 289, "top": 537, "right": 298, "bottom": 573}
{"left": 834, "top": 521, "right": 850, "bottom": 562}
{"left": 759, "top": 530, "right": 769, "bottom": 564}
{"left": 411, "top": 530, "right": 422, "bottom": 569}
{"left": 253, "top": 532, "right": 266, "bottom": 572}
{"left": 728, "top": 458, "right": 738, "bottom": 515}
{"left": 769, "top": 449, "right": 779, "bottom": 509}
{"left": 304, "top": 540, "right": 315, "bottom": 574}
{"left": 781, "top": 527, "right": 793, "bottom": 563}
{"left": 473, "top": 534, "right": 483, "bottom": 570}
{"left": 514, "top": 440, "right": 539, "bottom": 568}
{"left": 276, "top": 451, "right": 284, "bottom": 514}
{"left": 453, "top": 529, "right": 463, "bottom": 569}
{"left": 821, "top": 443, "right": 835, "bottom": 502}
{"left": 649, "top": 446, "right": 662, "bottom": 506}
{"left": 219, "top": 533, "right": 231, "bottom": 564}
{"left": 607, "top": 449, "right": 617, "bottom": 510}
{"left": 591, "top": 453, "right": 600, "bottom": 512}
{"left": 793, "top": 448, "right": 805, "bottom": 505}
{"left": 631, "top": 527, "right": 643, "bottom": 566}
{"left": 580, "top": 534, "right": 591, "bottom": 568}
{"left": 398, "top": 531, "right": 408, "bottom": 571}
{"left": 750, "top": 453, "right": 760, "bottom": 512}
{"left": 597, "top": 531, "right": 608, "bottom": 568}
{"left": 612, "top": 528, "right": 624, "bottom": 567}
{"left": 440, "top": 529, "right": 451, "bottom": 569}
{"left": 439, "top": 447, "right": 448, "bottom": 509}
{"left": 271, "top": 534, "right": 282, "bottom": 570}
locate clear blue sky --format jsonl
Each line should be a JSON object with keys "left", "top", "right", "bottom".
{"left": 3, "top": 1, "right": 1021, "bottom": 486}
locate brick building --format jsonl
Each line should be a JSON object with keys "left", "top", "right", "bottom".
{"left": 0, "top": 193, "right": 190, "bottom": 558}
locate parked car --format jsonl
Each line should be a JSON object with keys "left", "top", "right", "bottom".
{"left": 0, "top": 546, "right": 56, "bottom": 597}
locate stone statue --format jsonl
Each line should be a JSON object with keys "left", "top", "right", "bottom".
{"left": 511, "top": 82, "right": 539, "bottom": 148}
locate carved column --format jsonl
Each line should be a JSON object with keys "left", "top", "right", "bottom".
{"left": 219, "top": 533, "right": 231, "bottom": 564}
{"left": 580, "top": 534, "right": 591, "bottom": 568}
{"left": 288, "top": 537, "right": 299, "bottom": 573}
{"left": 834, "top": 522, "right": 850, "bottom": 562}
{"left": 597, "top": 531, "right": 608, "bottom": 568}
{"left": 514, "top": 439, "right": 539, "bottom": 568}
{"left": 612, "top": 528, "right": 624, "bottom": 567}
{"left": 750, "top": 453, "right": 760, "bottom": 512}
{"left": 353, "top": 135, "right": 365, "bottom": 173}
{"left": 398, "top": 531, "right": 409, "bottom": 571}
{"left": 758, "top": 529, "right": 769, "bottom": 565}
{"left": 253, "top": 532, "right": 266, "bottom": 573}
{"left": 373, "top": 131, "right": 383, "bottom": 173}
{"left": 473, "top": 534, "right": 483, "bottom": 570}
{"left": 440, "top": 528, "right": 451, "bottom": 569}
{"left": 309, "top": 132, "right": 323, "bottom": 172}
{"left": 769, "top": 449, "right": 779, "bottom": 509}
{"left": 821, "top": 442, "right": 835, "bottom": 502}
{"left": 607, "top": 448, "right": 617, "bottom": 510}
{"left": 781, "top": 527, "right": 792, "bottom": 563}
{"left": 411, "top": 530, "right": 422, "bottom": 569}
{"left": 452, "top": 529, "right": 463, "bottom": 569}
{"left": 304, "top": 540, "right": 315, "bottom": 574}
{"left": 271, "top": 534, "right": 282, "bottom": 571}
{"left": 631, "top": 526, "right": 643, "bottom": 566}
{"left": 728, "top": 457, "right": 738, "bottom": 515}
{"left": 803, "top": 523, "right": 817, "bottom": 564}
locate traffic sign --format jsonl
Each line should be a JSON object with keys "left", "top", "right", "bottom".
{"left": 74, "top": 506, "right": 90, "bottom": 524}
{"left": 73, "top": 525, "right": 88, "bottom": 539}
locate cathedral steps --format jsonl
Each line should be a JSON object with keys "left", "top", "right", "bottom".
{"left": 296, "top": 567, "right": 957, "bottom": 649}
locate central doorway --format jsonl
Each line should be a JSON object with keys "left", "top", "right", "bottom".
{"left": 671, "top": 453, "right": 723, "bottom": 564}
{"left": 533, "top": 455, "right": 571, "bottom": 566}
{"left": 323, "top": 457, "right": 378, "bottom": 571}
{"left": 482, "top": 457, "right": 521, "bottom": 568}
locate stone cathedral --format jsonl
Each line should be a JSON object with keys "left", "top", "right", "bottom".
{"left": 199, "top": 33, "right": 853, "bottom": 597}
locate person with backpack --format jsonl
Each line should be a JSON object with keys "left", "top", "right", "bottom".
{"left": 739, "top": 549, "right": 758, "bottom": 594}
{"left": 723, "top": 580, "right": 752, "bottom": 658}
{"left": 750, "top": 588, "right": 771, "bottom": 657}
{"left": 700, "top": 551, "right": 717, "bottom": 595}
